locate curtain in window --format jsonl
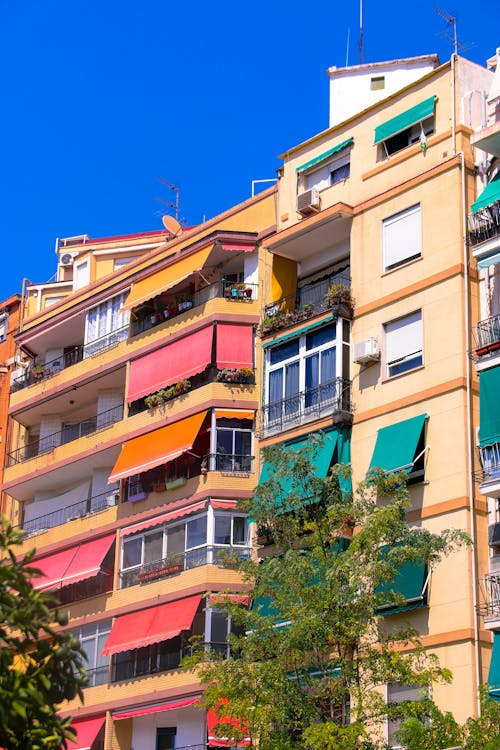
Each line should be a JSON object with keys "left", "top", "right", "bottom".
{"left": 285, "top": 361, "right": 300, "bottom": 416}
{"left": 321, "top": 347, "right": 336, "bottom": 404}
{"left": 305, "top": 354, "right": 319, "bottom": 407}
{"left": 86, "top": 306, "right": 98, "bottom": 343}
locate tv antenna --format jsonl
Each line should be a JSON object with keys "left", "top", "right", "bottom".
{"left": 358, "top": 0, "right": 364, "bottom": 64}
{"left": 434, "top": 6, "right": 473, "bottom": 56}
{"left": 154, "top": 177, "right": 181, "bottom": 222}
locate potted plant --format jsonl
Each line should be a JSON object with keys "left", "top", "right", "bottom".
{"left": 325, "top": 283, "right": 354, "bottom": 318}
{"left": 236, "top": 367, "right": 255, "bottom": 384}
{"left": 245, "top": 286, "right": 253, "bottom": 298}
{"left": 302, "top": 303, "right": 313, "bottom": 318}
{"left": 32, "top": 362, "right": 45, "bottom": 380}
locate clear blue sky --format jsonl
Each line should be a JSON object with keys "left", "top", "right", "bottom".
{"left": 0, "top": 0, "right": 497, "bottom": 299}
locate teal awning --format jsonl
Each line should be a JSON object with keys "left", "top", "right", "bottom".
{"left": 479, "top": 367, "right": 500, "bottom": 447}
{"left": 259, "top": 429, "right": 338, "bottom": 512}
{"left": 472, "top": 172, "right": 500, "bottom": 213}
{"left": 477, "top": 251, "right": 500, "bottom": 270}
{"left": 262, "top": 315, "right": 335, "bottom": 348}
{"left": 296, "top": 138, "right": 353, "bottom": 174}
{"left": 374, "top": 96, "right": 436, "bottom": 144}
{"left": 488, "top": 632, "right": 500, "bottom": 700}
{"left": 376, "top": 545, "right": 428, "bottom": 615}
{"left": 369, "top": 414, "right": 426, "bottom": 473}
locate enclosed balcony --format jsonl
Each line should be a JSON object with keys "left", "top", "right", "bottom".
{"left": 474, "top": 313, "right": 500, "bottom": 358}
{"left": 477, "top": 574, "right": 500, "bottom": 629}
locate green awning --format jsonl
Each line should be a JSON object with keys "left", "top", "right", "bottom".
{"left": 376, "top": 545, "right": 428, "bottom": 615}
{"left": 479, "top": 367, "right": 500, "bottom": 447}
{"left": 296, "top": 138, "right": 353, "bottom": 174}
{"left": 374, "top": 96, "right": 436, "bottom": 144}
{"left": 488, "top": 632, "right": 500, "bottom": 700}
{"left": 369, "top": 415, "right": 426, "bottom": 473}
{"left": 472, "top": 172, "right": 500, "bottom": 213}
{"left": 258, "top": 430, "right": 338, "bottom": 512}
{"left": 477, "top": 251, "right": 500, "bottom": 270}
{"left": 262, "top": 315, "right": 335, "bottom": 348}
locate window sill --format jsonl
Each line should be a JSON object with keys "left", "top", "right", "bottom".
{"left": 381, "top": 364, "right": 424, "bottom": 383}
{"left": 381, "top": 255, "right": 423, "bottom": 277}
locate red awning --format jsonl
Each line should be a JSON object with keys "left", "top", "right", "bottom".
{"left": 218, "top": 242, "right": 255, "bottom": 253}
{"left": 120, "top": 500, "right": 207, "bottom": 537}
{"left": 101, "top": 595, "right": 202, "bottom": 656}
{"left": 210, "top": 500, "right": 239, "bottom": 510}
{"left": 216, "top": 324, "right": 253, "bottom": 370}
{"left": 207, "top": 702, "right": 250, "bottom": 747}
{"left": 33, "top": 535, "right": 114, "bottom": 591}
{"left": 113, "top": 697, "right": 200, "bottom": 720}
{"left": 67, "top": 716, "right": 105, "bottom": 750}
{"left": 209, "top": 594, "right": 250, "bottom": 607}
{"left": 127, "top": 326, "right": 214, "bottom": 403}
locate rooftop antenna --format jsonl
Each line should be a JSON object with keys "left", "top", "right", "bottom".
{"left": 154, "top": 177, "right": 180, "bottom": 221}
{"left": 345, "top": 27, "right": 350, "bottom": 67}
{"left": 434, "top": 6, "right": 473, "bottom": 56}
{"left": 358, "top": 0, "right": 364, "bottom": 64}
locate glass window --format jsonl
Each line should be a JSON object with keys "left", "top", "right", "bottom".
{"left": 304, "top": 152, "right": 351, "bottom": 192}
{"left": 214, "top": 514, "right": 232, "bottom": 545}
{"left": 167, "top": 523, "right": 186, "bottom": 555}
{"left": 387, "top": 683, "right": 428, "bottom": 747}
{"left": 144, "top": 530, "right": 164, "bottom": 564}
{"left": 210, "top": 611, "right": 230, "bottom": 644}
{"left": 186, "top": 515, "right": 207, "bottom": 549}
{"left": 270, "top": 339, "right": 299, "bottom": 366}
{"left": 233, "top": 516, "right": 247, "bottom": 545}
{"left": 84, "top": 292, "right": 129, "bottom": 349}
{"left": 122, "top": 536, "right": 142, "bottom": 569}
{"left": 385, "top": 311, "right": 423, "bottom": 378}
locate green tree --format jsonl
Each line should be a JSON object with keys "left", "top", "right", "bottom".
{"left": 0, "top": 518, "right": 87, "bottom": 750}
{"left": 193, "top": 435, "right": 470, "bottom": 750}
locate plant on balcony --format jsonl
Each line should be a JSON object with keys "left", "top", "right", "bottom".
{"left": 32, "top": 362, "right": 45, "bottom": 379}
{"left": 226, "top": 282, "right": 251, "bottom": 300}
{"left": 217, "top": 368, "right": 255, "bottom": 384}
{"left": 325, "top": 283, "right": 354, "bottom": 316}
{"left": 137, "top": 554, "right": 183, "bottom": 583}
{"left": 144, "top": 380, "right": 192, "bottom": 409}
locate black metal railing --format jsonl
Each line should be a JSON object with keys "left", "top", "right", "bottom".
{"left": 477, "top": 574, "right": 500, "bottom": 618}
{"left": 17, "top": 489, "right": 119, "bottom": 538}
{"left": 264, "top": 272, "right": 351, "bottom": 320}
{"left": 11, "top": 346, "right": 84, "bottom": 393}
{"left": 207, "top": 453, "right": 254, "bottom": 473}
{"left": 120, "top": 545, "right": 251, "bottom": 588}
{"left": 475, "top": 313, "right": 500, "bottom": 354}
{"left": 260, "top": 377, "right": 352, "bottom": 436}
{"left": 112, "top": 642, "right": 234, "bottom": 682}
{"left": 468, "top": 200, "right": 500, "bottom": 246}
{"left": 83, "top": 324, "right": 129, "bottom": 358}
{"left": 130, "top": 280, "right": 258, "bottom": 337}
{"left": 7, "top": 404, "right": 124, "bottom": 466}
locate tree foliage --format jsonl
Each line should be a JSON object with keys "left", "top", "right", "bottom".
{"left": 0, "top": 518, "right": 87, "bottom": 749}
{"left": 193, "top": 435, "right": 471, "bottom": 750}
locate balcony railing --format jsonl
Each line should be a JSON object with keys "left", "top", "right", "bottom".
{"left": 17, "top": 488, "right": 119, "bottom": 538}
{"left": 475, "top": 443, "right": 500, "bottom": 484}
{"left": 207, "top": 453, "right": 254, "bottom": 474}
{"left": 475, "top": 313, "right": 500, "bottom": 356}
{"left": 260, "top": 377, "right": 353, "bottom": 437}
{"left": 468, "top": 200, "right": 500, "bottom": 247}
{"left": 7, "top": 404, "right": 124, "bottom": 466}
{"left": 263, "top": 271, "right": 351, "bottom": 321}
{"left": 112, "top": 641, "right": 235, "bottom": 683}
{"left": 120, "top": 545, "right": 251, "bottom": 588}
{"left": 83, "top": 324, "right": 129, "bottom": 358}
{"left": 477, "top": 574, "right": 500, "bottom": 618}
{"left": 11, "top": 346, "right": 84, "bottom": 393}
{"left": 489, "top": 522, "right": 500, "bottom": 548}
{"left": 130, "top": 279, "right": 259, "bottom": 337}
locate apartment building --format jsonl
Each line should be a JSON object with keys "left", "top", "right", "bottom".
{"left": 469, "top": 47, "right": 500, "bottom": 705}
{"left": 0, "top": 293, "right": 22, "bottom": 515}
{"left": 3, "top": 191, "right": 275, "bottom": 750}
{"left": 256, "top": 50, "right": 496, "bottom": 738}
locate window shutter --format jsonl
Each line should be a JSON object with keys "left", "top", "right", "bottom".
{"left": 385, "top": 312, "right": 422, "bottom": 364}
{"left": 383, "top": 205, "right": 421, "bottom": 270}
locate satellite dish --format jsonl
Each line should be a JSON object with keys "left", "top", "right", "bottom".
{"left": 162, "top": 215, "right": 182, "bottom": 237}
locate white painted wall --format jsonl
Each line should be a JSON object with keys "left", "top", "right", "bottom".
{"left": 97, "top": 389, "right": 123, "bottom": 428}
{"left": 328, "top": 58, "right": 438, "bottom": 128}
{"left": 244, "top": 251, "right": 259, "bottom": 293}
{"left": 131, "top": 705, "right": 205, "bottom": 750}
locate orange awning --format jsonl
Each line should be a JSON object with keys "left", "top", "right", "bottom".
{"left": 108, "top": 411, "right": 207, "bottom": 483}
{"left": 122, "top": 246, "right": 214, "bottom": 311}
{"left": 215, "top": 409, "right": 254, "bottom": 421}
{"left": 101, "top": 595, "right": 202, "bottom": 656}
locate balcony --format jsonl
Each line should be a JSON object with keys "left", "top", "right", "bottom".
{"left": 259, "top": 378, "right": 353, "bottom": 437}
{"left": 7, "top": 404, "right": 124, "bottom": 466}
{"left": 260, "top": 274, "right": 352, "bottom": 338}
{"left": 474, "top": 313, "right": 500, "bottom": 358}
{"left": 468, "top": 201, "right": 500, "bottom": 248}
{"left": 112, "top": 641, "right": 234, "bottom": 683}
{"left": 477, "top": 574, "right": 500, "bottom": 624}
{"left": 489, "top": 522, "right": 500, "bottom": 549}
{"left": 120, "top": 546, "right": 251, "bottom": 588}
{"left": 476, "top": 444, "right": 500, "bottom": 496}
{"left": 130, "top": 280, "right": 258, "bottom": 337}
{"left": 11, "top": 326, "right": 129, "bottom": 394}
{"left": 85, "top": 665, "right": 109, "bottom": 688}
{"left": 16, "top": 488, "right": 119, "bottom": 538}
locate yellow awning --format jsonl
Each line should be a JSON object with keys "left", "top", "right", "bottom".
{"left": 122, "top": 245, "right": 214, "bottom": 311}
{"left": 109, "top": 411, "right": 207, "bottom": 483}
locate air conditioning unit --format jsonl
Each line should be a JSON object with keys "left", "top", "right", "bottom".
{"left": 297, "top": 188, "right": 320, "bottom": 216}
{"left": 59, "top": 252, "right": 77, "bottom": 267}
{"left": 353, "top": 337, "right": 380, "bottom": 364}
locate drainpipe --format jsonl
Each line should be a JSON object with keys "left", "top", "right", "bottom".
{"left": 461, "top": 148, "right": 482, "bottom": 716}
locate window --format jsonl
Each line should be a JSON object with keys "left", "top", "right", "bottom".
{"left": 304, "top": 152, "right": 350, "bottom": 192}
{"left": 84, "top": 292, "right": 129, "bottom": 357}
{"left": 266, "top": 322, "right": 342, "bottom": 428}
{"left": 387, "top": 682, "right": 428, "bottom": 748}
{"left": 0, "top": 314, "right": 7, "bottom": 342}
{"left": 384, "top": 116, "right": 434, "bottom": 157}
{"left": 384, "top": 312, "right": 423, "bottom": 378}
{"left": 44, "top": 296, "right": 64, "bottom": 309}
{"left": 74, "top": 260, "right": 90, "bottom": 290}
{"left": 73, "top": 620, "right": 111, "bottom": 687}
{"left": 214, "top": 514, "right": 248, "bottom": 546}
{"left": 383, "top": 205, "right": 421, "bottom": 271}
{"left": 216, "top": 418, "right": 253, "bottom": 472}
{"left": 371, "top": 75, "right": 385, "bottom": 90}
{"left": 114, "top": 256, "right": 138, "bottom": 271}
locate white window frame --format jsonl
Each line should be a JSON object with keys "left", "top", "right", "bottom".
{"left": 73, "top": 259, "right": 90, "bottom": 291}
{"left": 114, "top": 256, "right": 138, "bottom": 271}
{"left": 382, "top": 204, "right": 422, "bottom": 272}
{"left": 304, "top": 151, "right": 351, "bottom": 193}
{"left": 0, "top": 314, "right": 8, "bottom": 342}
{"left": 73, "top": 619, "right": 111, "bottom": 684}
{"left": 214, "top": 513, "right": 249, "bottom": 547}
{"left": 384, "top": 311, "right": 423, "bottom": 379}
{"left": 84, "top": 292, "right": 129, "bottom": 357}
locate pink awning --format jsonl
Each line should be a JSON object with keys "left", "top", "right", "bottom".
{"left": 127, "top": 326, "right": 214, "bottom": 403}
{"left": 209, "top": 594, "right": 249, "bottom": 606}
{"left": 207, "top": 702, "right": 250, "bottom": 747}
{"left": 33, "top": 535, "right": 114, "bottom": 591}
{"left": 210, "top": 499, "right": 239, "bottom": 510}
{"left": 218, "top": 242, "right": 255, "bottom": 253}
{"left": 101, "top": 595, "right": 202, "bottom": 656}
{"left": 216, "top": 324, "right": 253, "bottom": 370}
{"left": 67, "top": 716, "right": 105, "bottom": 750}
{"left": 120, "top": 501, "right": 207, "bottom": 537}
{"left": 113, "top": 697, "right": 200, "bottom": 720}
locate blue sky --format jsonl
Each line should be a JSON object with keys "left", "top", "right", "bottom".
{"left": 0, "top": 0, "right": 497, "bottom": 299}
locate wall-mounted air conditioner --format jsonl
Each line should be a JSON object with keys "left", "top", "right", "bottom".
{"left": 297, "top": 188, "right": 320, "bottom": 216}
{"left": 353, "top": 337, "right": 380, "bottom": 364}
{"left": 59, "top": 252, "right": 77, "bottom": 267}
